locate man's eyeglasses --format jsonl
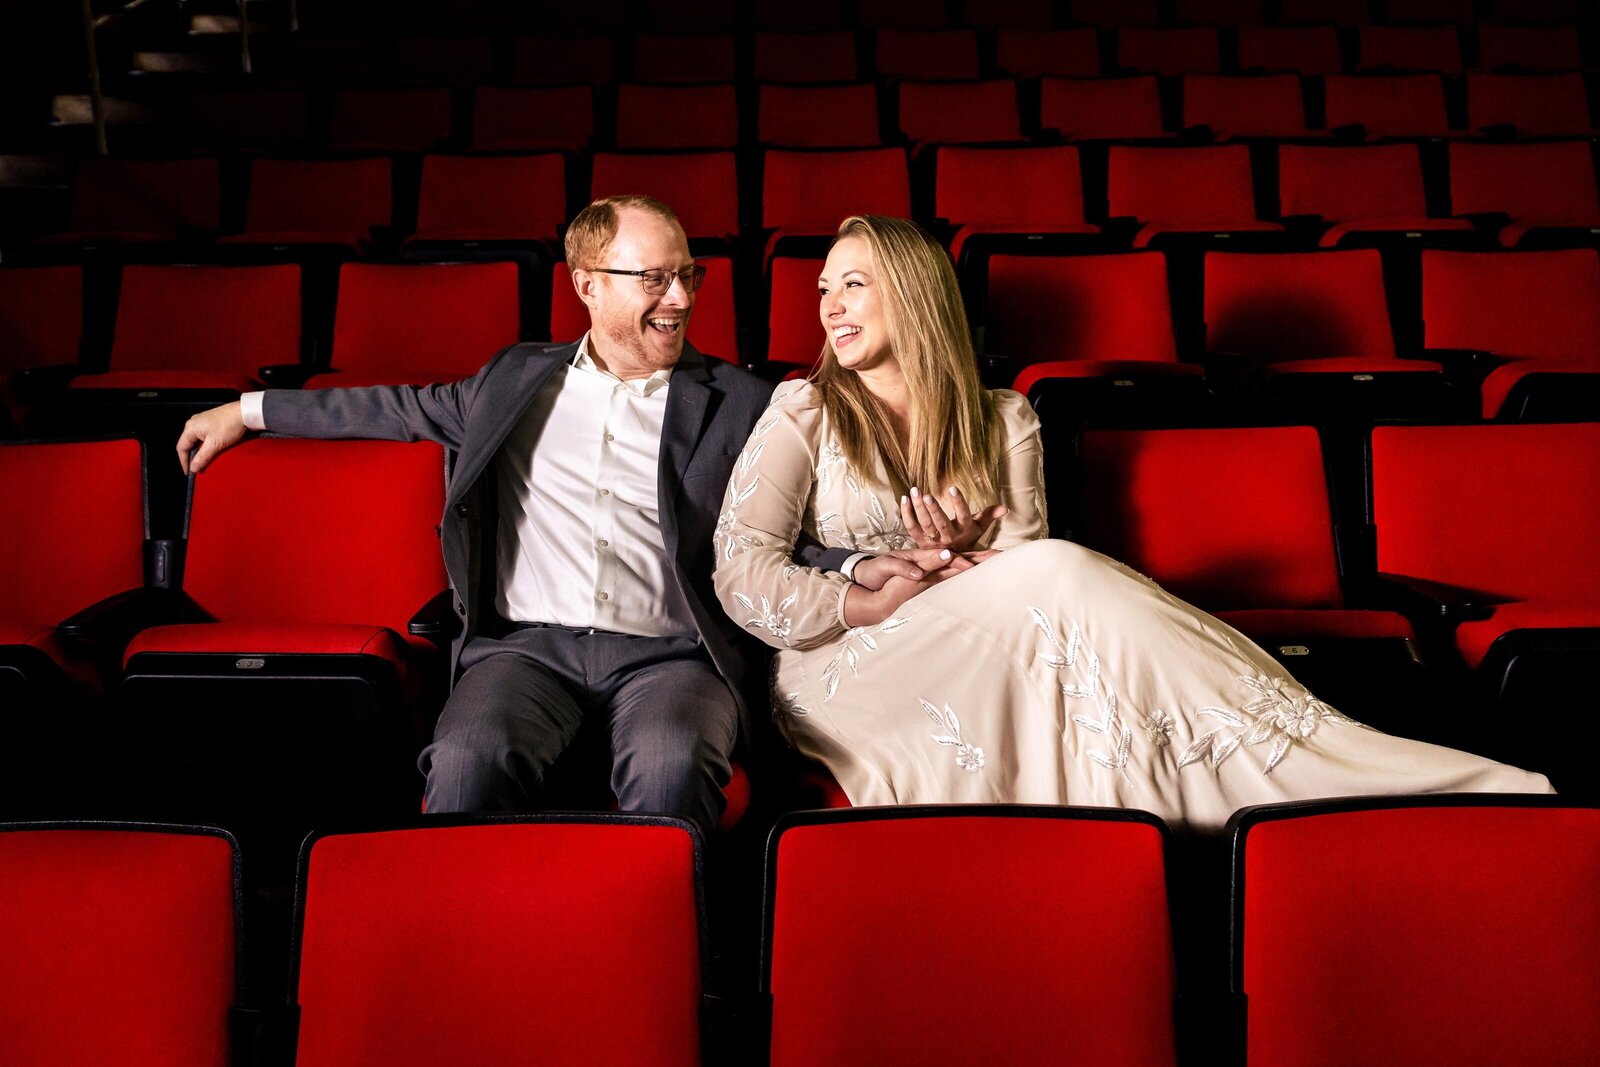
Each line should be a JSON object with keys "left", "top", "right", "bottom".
{"left": 589, "top": 265, "right": 707, "bottom": 296}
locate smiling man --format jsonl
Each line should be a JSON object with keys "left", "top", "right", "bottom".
{"left": 174, "top": 195, "right": 882, "bottom": 835}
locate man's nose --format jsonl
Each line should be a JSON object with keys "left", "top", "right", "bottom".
{"left": 660, "top": 271, "right": 692, "bottom": 305}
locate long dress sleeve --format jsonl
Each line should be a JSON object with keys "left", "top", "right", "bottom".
{"left": 713, "top": 382, "right": 853, "bottom": 652}
{"left": 983, "top": 389, "right": 1049, "bottom": 550}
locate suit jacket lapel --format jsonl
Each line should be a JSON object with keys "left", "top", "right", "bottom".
{"left": 658, "top": 346, "right": 715, "bottom": 559}
{"left": 448, "top": 341, "right": 573, "bottom": 505}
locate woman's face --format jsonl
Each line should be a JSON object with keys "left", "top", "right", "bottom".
{"left": 819, "top": 236, "right": 894, "bottom": 373}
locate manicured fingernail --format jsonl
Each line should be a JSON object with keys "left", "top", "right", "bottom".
{"left": 910, "top": 486, "right": 919, "bottom": 498}
{"left": 947, "top": 486, "right": 957, "bottom": 496}
{"left": 900, "top": 494, "right": 908, "bottom": 507}
{"left": 940, "top": 549, "right": 951, "bottom": 560}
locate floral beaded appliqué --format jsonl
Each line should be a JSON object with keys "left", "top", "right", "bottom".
{"left": 1175, "top": 675, "right": 1361, "bottom": 775}
{"left": 1030, "top": 608, "right": 1132, "bottom": 772}
{"left": 920, "top": 699, "right": 985, "bottom": 773}
{"left": 819, "top": 616, "right": 909, "bottom": 701}
{"left": 734, "top": 591, "right": 797, "bottom": 645}
{"left": 714, "top": 414, "right": 777, "bottom": 562}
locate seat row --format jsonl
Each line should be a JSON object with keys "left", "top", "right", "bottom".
{"left": 40, "top": 71, "right": 1600, "bottom": 156}
{"left": 3, "top": 800, "right": 1596, "bottom": 1066}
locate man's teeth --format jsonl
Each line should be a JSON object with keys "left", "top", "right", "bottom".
{"left": 648, "top": 318, "right": 681, "bottom": 331}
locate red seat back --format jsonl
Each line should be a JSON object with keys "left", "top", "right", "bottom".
{"left": 1237, "top": 801, "right": 1600, "bottom": 1067}
{"left": 1119, "top": 27, "right": 1222, "bottom": 75}
{"left": 414, "top": 154, "right": 566, "bottom": 243}
{"left": 0, "top": 266, "right": 80, "bottom": 371}
{"left": 1278, "top": 144, "right": 1431, "bottom": 221}
{"left": 759, "top": 83, "right": 879, "bottom": 147}
{"left": 995, "top": 28, "right": 1100, "bottom": 76}
{"left": 589, "top": 151, "right": 739, "bottom": 240}
{"left": 241, "top": 157, "right": 392, "bottom": 245}
{"left": 1237, "top": 26, "right": 1343, "bottom": 74}
{"left": 937, "top": 146, "right": 1086, "bottom": 230}
{"left": 762, "top": 148, "right": 911, "bottom": 233}
{"left": 753, "top": 31, "right": 857, "bottom": 81}
{"left": 511, "top": 35, "right": 614, "bottom": 85}
{"left": 767, "top": 810, "right": 1176, "bottom": 1067}
{"left": 1477, "top": 24, "right": 1582, "bottom": 71}
{"left": 112, "top": 264, "right": 300, "bottom": 374}
{"left": 1204, "top": 249, "right": 1396, "bottom": 359}
{"left": 614, "top": 84, "right": 738, "bottom": 149}
{"left": 632, "top": 32, "right": 735, "bottom": 83}
{"left": 330, "top": 262, "right": 520, "bottom": 380}
{"left": 1182, "top": 74, "right": 1308, "bottom": 138}
{"left": 1370, "top": 422, "right": 1600, "bottom": 603}
{"left": 1448, "top": 141, "right": 1600, "bottom": 225}
{"left": 0, "top": 439, "right": 144, "bottom": 628}
{"left": 68, "top": 157, "right": 220, "bottom": 238}
{"left": 328, "top": 88, "right": 452, "bottom": 151}
{"left": 1080, "top": 426, "right": 1345, "bottom": 610}
{"left": 1041, "top": 76, "right": 1166, "bottom": 139}
{"left": 1109, "top": 145, "right": 1258, "bottom": 225}
{"left": 1421, "top": 248, "right": 1600, "bottom": 361}
{"left": 1323, "top": 73, "right": 1452, "bottom": 139}
{"left": 874, "top": 29, "right": 979, "bottom": 79}
{"left": 471, "top": 86, "right": 594, "bottom": 152}
{"left": 766, "top": 256, "right": 827, "bottom": 366}
{"left": 1467, "top": 71, "right": 1592, "bottom": 136}
{"left": 985, "top": 252, "right": 1177, "bottom": 363}
{"left": 293, "top": 819, "right": 702, "bottom": 1067}
{"left": 0, "top": 825, "right": 237, "bottom": 1067}
{"left": 897, "top": 79, "right": 1021, "bottom": 146}
{"left": 1358, "top": 25, "right": 1463, "bottom": 72}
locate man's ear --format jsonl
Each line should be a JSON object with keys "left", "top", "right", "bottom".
{"left": 572, "top": 267, "right": 600, "bottom": 312}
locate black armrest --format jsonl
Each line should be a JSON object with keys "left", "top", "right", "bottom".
{"left": 1329, "top": 123, "right": 1367, "bottom": 144}
{"left": 257, "top": 363, "right": 312, "bottom": 389}
{"left": 12, "top": 363, "right": 77, "bottom": 401}
{"left": 408, "top": 589, "right": 462, "bottom": 641}
{"left": 1477, "top": 123, "right": 1518, "bottom": 142}
{"left": 979, "top": 352, "right": 1017, "bottom": 389}
{"left": 58, "top": 586, "right": 195, "bottom": 648}
{"left": 1178, "top": 124, "right": 1217, "bottom": 144}
{"left": 1409, "top": 347, "right": 1500, "bottom": 373}
{"left": 1369, "top": 572, "right": 1497, "bottom": 623}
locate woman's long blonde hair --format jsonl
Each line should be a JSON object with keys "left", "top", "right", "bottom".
{"left": 813, "top": 215, "right": 1001, "bottom": 509}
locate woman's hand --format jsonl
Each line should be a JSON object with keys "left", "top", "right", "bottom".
{"left": 900, "top": 485, "right": 1008, "bottom": 552}
{"left": 851, "top": 546, "right": 962, "bottom": 591}
{"left": 842, "top": 549, "right": 996, "bottom": 626}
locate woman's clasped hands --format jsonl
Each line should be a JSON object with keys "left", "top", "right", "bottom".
{"left": 841, "top": 485, "right": 1007, "bottom": 627}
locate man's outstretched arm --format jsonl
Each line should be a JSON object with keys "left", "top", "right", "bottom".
{"left": 177, "top": 400, "right": 251, "bottom": 475}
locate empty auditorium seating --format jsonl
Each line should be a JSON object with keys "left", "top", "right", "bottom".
{"left": 71, "top": 263, "right": 301, "bottom": 394}
{"left": 0, "top": 823, "right": 239, "bottom": 1067}
{"left": 1279, "top": 0, "right": 1365, "bottom": 23}
{"left": 391, "top": 35, "right": 497, "bottom": 84}
{"left": 1118, "top": 27, "right": 1222, "bottom": 76}
{"left": 1040, "top": 76, "right": 1170, "bottom": 140}
{"left": 1466, "top": 72, "right": 1593, "bottom": 137}
{"left": 874, "top": 29, "right": 980, "bottom": 80}
{"left": 510, "top": 35, "right": 614, "bottom": 85}
{"left": 1108, "top": 145, "right": 1283, "bottom": 247}
{"left": 550, "top": 257, "right": 738, "bottom": 361}
{"left": 310, "top": 261, "right": 521, "bottom": 388}
{"left": 765, "top": 256, "right": 827, "bottom": 368}
{"left": 1476, "top": 24, "right": 1582, "bottom": 71}
{"left": 0, "top": 265, "right": 81, "bottom": 429}
{"left": 995, "top": 29, "right": 1101, "bottom": 77}
{"left": 48, "top": 157, "right": 220, "bottom": 245}
{"left": 937, "top": 146, "right": 1099, "bottom": 268}
{"left": 963, "top": 0, "right": 1054, "bottom": 29}
{"left": 1370, "top": 423, "right": 1600, "bottom": 788}
{"left": 1079, "top": 426, "right": 1424, "bottom": 719}
{"left": 589, "top": 152, "right": 740, "bottom": 247}
{"left": 0, "top": 438, "right": 145, "bottom": 711}
{"left": 189, "top": 90, "right": 311, "bottom": 151}
{"left": 1448, "top": 141, "right": 1600, "bottom": 248}
{"left": 753, "top": 31, "right": 857, "bottom": 82}
{"left": 1237, "top": 26, "right": 1343, "bottom": 74}
{"left": 121, "top": 437, "right": 450, "bottom": 823}
{"left": 759, "top": 84, "right": 880, "bottom": 148}
{"left": 1232, "top": 798, "right": 1600, "bottom": 1066}
{"left": 614, "top": 84, "right": 739, "bottom": 149}
{"left": 1357, "top": 25, "right": 1464, "bottom": 73}
{"left": 471, "top": 86, "right": 595, "bottom": 152}
{"left": 632, "top": 32, "right": 736, "bottom": 83}
{"left": 292, "top": 817, "right": 704, "bottom": 1067}
{"left": 1182, "top": 74, "right": 1311, "bottom": 139}
{"left": 1421, "top": 249, "right": 1600, "bottom": 418}
{"left": 1277, "top": 144, "right": 1475, "bottom": 247}
{"left": 328, "top": 88, "right": 453, "bottom": 152}
{"left": 1069, "top": 0, "right": 1160, "bottom": 26}
{"left": 1322, "top": 74, "right": 1454, "bottom": 140}
{"left": 225, "top": 157, "right": 393, "bottom": 251}
{"left": 406, "top": 153, "right": 566, "bottom": 250}
{"left": 896, "top": 80, "right": 1024, "bottom": 154}
{"left": 765, "top": 808, "right": 1177, "bottom": 1067}
{"left": 762, "top": 148, "right": 911, "bottom": 262}
{"left": 1176, "top": 0, "right": 1263, "bottom": 21}
{"left": 1204, "top": 250, "right": 1452, "bottom": 416}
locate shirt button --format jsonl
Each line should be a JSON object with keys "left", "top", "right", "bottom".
{"left": 597, "top": 538, "right": 609, "bottom": 547}
{"left": 605, "top": 433, "right": 615, "bottom": 442}
{"left": 599, "top": 488, "right": 610, "bottom": 496}
{"left": 597, "top": 591, "right": 610, "bottom": 601}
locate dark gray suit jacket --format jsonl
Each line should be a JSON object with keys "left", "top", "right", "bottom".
{"left": 262, "top": 340, "right": 847, "bottom": 744}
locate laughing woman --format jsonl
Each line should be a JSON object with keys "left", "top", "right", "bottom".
{"left": 712, "top": 215, "right": 1550, "bottom": 829}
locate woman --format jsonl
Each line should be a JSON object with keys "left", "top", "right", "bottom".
{"left": 713, "top": 215, "right": 1550, "bottom": 829}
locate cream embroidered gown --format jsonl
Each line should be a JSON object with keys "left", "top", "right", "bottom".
{"left": 712, "top": 381, "right": 1552, "bottom": 830}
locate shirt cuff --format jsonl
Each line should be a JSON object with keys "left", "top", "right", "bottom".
{"left": 838, "top": 552, "right": 871, "bottom": 581}
{"left": 240, "top": 391, "right": 266, "bottom": 431}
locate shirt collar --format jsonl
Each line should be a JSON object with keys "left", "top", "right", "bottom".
{"left": 573, "top": 333, "right": 673, "bottom": 397}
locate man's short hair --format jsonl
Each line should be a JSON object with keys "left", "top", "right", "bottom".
{"left": 564, "top": 195, "right": 680, "bottom": 272}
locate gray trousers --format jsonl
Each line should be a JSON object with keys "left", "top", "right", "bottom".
{"left": 418, "top": 624, "right": 739, "bottom": 837}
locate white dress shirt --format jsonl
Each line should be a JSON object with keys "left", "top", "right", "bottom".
{"left": 243, "top": 333, "right": 698, "bottom": 637}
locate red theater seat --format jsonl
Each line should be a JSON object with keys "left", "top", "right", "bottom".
{"left": 753, "top": 31, "right": 858, "bottom": 82}
{"left": 550, "top": 257, "right": 738, "bottom": 361}
{"left": 995, "top": 29, "right": 1101, "bottom": 77}
{"left": 1387, "top": 0, "right": 1476, "bottom": 22}
{"left": 614, "top": 84, "right": 738, "bottom": 149}
{"left": 1357, "top": 25, "right": 1464, "bottom": 73}
{"left": 1279, "top": 0, "right": 1366, "bottom": 23}
{"left": 0, "top": 824, "right": 239, "bottom": 1067}
{"left": 47, "top": 157, "right": 219, "bottom": 245}
{"left": 309, "top": 262, "right": 520, "bottom": 388}
{"left": 761, "top": 148, "right": 911, "bottom": 263}
{"left": 632, "top": 32, "right": 735, "bottom": 83}
{"left": 511, "top": 35, "right": 615, "bottom": 84}
{"left": 1237, "top": 26, "right": 1343, "bottom": 74}
{"left": 1448, "top": 140, "right": 1600, "bottom": 248}
{"left": 1232, "top": 799, "right": 1600, "bottom": 1067}
{"left": 293, "top": 818, "right": 704, "bottom": 1067}
{"left": 1476, "top": 24, "right": 1582, "bottom": 71}
{"left": 1182, "top": 74, "right": 1311, "bottom": 139}
{"left": 937, "top": 146, "right": 1099, "bottom": 267}
{"left": 859, "top": 0, "right": 946, "bottom": 27}
{"left": 1108, "top": 145, "right": 1283, "bottom": 247}
{"left": 391, "top": 36, "right": 496, "bottom": 84}
{"left": 70, "top": 263, "right": 300, "bottom": 395}
{"left": 874, "top": 29, "right": 979, "bottom": 80}
{"left": 1040, "top": 76, "right": 1169, "bottom": 140}
{"left": 765, "top": 808, "right": 1177, "bottom": 1067}
{"left": 1068, "top": 0, "right": 1160, "bottom": 27}
{"left": 896, "top": 79, "right": 1024, "bottom": 154}
{"left": 190, "top": 90, "right": 311, "bottom": 151}
{"left": 1323, "top": 74, "right": 1453, "bottom": 140}
{"left": 226, "top": 157, "right": 392, "bottom": 251}
{"left": 1176, "top": 0, "right": 1264, "bottom": 21}
{"left": 1422, "top": 249, "right": 1600, "bottom": 418}
{"left": 471, "top": 86, "right": 595, "bottom": 152}
{"left": 759, "top": 84, "right": 880, "bottom": 148}
{"left": 328, "top": 88, "right": 453, "bottom": 152}
{"left": 589, "top": 151, "right": 740, "bottom": 245}
{"left": 1278, "top": 143, "right": 1475, "bottom": 247}
{"left": 1118, "top": 27, "right": 1222, "bottom": 75}
{"left": 765, "top": 256, "right": 827, "bottom": 368}
{"left": 0, "top": 266, "right": 81, "bottom": 429}
{"left": 1466, "top": 72, "right": 1594, "bottom": 137}
{"left": 407, "top": 153, "right": 566, "bottom": 248}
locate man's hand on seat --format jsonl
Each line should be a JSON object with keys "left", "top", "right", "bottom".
{"left": 177, "top": 401, "right": 249, "bottom": 475}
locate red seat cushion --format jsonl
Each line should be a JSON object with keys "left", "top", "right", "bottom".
{"left": 1218, "top": 608, "right": 1416, "bottom": 641}
{"left": 125, "top": 622, "right": 414, "bottom": 670}
{"left": 1013, "top": 359, "right": 1202, "bottom": 395}
{"left": 1261, "top": 356, "right": 1443, "bottom": 377}
{"left": 69, "top": 369, "right": 260, "bottom": 392}
{"left": 1454, "top": 602, "right": 1600, "bottom": 669}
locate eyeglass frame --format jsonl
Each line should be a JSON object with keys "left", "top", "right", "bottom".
{"left": 587, "top": 265, "right": 707, "bottom": 295}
